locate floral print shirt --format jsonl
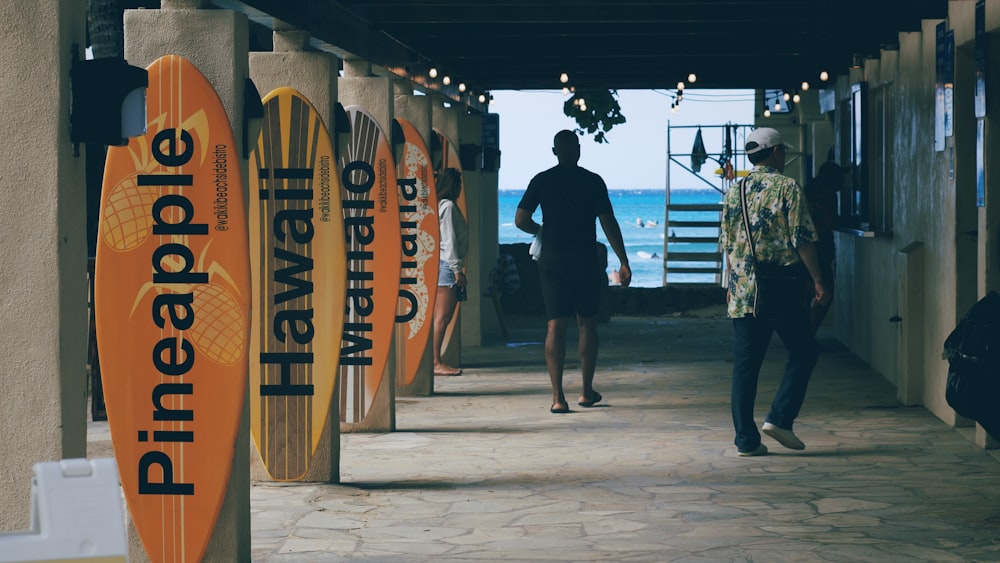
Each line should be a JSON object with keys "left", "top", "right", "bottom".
{"left": 719, "top": 165, "right": 818, "bottom": 318}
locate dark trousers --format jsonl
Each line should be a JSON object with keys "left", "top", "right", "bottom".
{"left": 731, "top": 308, "right": 818, "bottom": 452}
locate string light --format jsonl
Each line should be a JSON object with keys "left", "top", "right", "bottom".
{"left": 819, "top": 70, "right": 829, "bottom": 82}
{"left": 783, "top": 92, "right": 791, "bottom": 101}
{"left": 478, "top": 93, "right": 486, "bottom": 103}
{"left": 687, "top": 73, "right": 697, "bottom": 83}
{"left": 562, "top": 87, "right": 570, "bottom": 95}
{"left": 792, "top": 93, "right": 801, "bottom": 103}
{"left": 774, "top": 100, "right": 781, "bottom": 111}
{"left": 677, "top": 81, "right": 685, "bottom": 91}
{"left": 801, "top": 81, "right": 810, "bottom": 91}
{"left": 442, "top": 75, "right": 451, "bottom": 86}
{"left": 458, "top": 82, "right": 466, "bottom": 92}
{"left": 429, "top": 67, "right": 438, "bottom": 78}
{"left": 764, "top": 109, "right": 772, "bottom": 117}
{"left": 559, "top": 72, "right": 569, "bottom": 84}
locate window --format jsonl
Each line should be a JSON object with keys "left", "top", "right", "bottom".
{"left": 844, "top": 82, "right": 868, "bottom": 223}
{"left": 836, "top": 82, "right": 891, "bottom": 235}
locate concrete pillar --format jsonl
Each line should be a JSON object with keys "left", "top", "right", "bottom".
{"left": 471, "top": 113, "right": 502, "bottom": 341}
{"left": 338, "top": 60, "right": 397, "bottom": 432}
{"left": 394, "top": 82, "right": 436, "bottom": 397}
{"left": 0, "top": 0, "right": 88, "bottom": 532}
{"left": 458, "top": 112, "right": 488, "bottom": 347}
{"left": 124, "top": 1, "right": 251, "bottom": 560}
{"left": 249, "top": 31, "right": 341, "bottom": 481}
{"left": 431, "top": 102, "right": 463, "bottom": 368}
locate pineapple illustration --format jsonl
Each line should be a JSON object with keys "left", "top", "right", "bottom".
{"left": 102, "top": 176, "right": 159, "bottom": 251}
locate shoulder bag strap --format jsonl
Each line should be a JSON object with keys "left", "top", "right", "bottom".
{"left": 739, "top": 175, "right": 757, "bottom": 264}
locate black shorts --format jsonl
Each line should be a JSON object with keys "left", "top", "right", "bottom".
{"left": 537, "top": 249, "right": 603, "bottom": 320}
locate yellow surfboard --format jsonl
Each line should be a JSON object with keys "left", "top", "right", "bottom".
{"left": 339, "top": 106, "right": 401, "bottom": 423}
{"left": 95, "top": 55, "right": 250, "bottom": 562}
{"left": 433, "top": 129, "right": 468, "bottom": 356}
{"left": 394, "top": 119, "right": 439, "bottom": 386}
{"left": 248, "top": 87, "right": 346, "bottom": 480}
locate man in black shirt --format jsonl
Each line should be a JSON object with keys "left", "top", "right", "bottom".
{"left": 515, "top": 130, "right": 631, "bottom": 413}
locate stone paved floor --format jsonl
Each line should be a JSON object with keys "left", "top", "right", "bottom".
{"left": 91, "top": 310, "right": 1000, "bottom": 562}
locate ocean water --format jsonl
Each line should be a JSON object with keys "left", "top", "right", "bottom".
{"left": 498, "top": 188, "right": 724, "bottom": 287}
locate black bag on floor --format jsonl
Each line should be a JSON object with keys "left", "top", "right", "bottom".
{"left": 944, "top": 291, "right": 1000, "bottom": 438}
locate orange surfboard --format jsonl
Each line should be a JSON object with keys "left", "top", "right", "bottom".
{"left": 95, "top": 55, "right": 250, "bottom": 562}
{"left": 394, "top": 119, "right": 439, "bottom": 386}
{"left": 339, "top": 106, "right": 401, "bottom": 423}
{"left": 433, "top": 129, "right": 467, "bottom": 355}
{"left": 248, "top": 87, "right": 347, "bottom": 480}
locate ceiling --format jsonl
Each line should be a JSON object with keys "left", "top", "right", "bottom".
{"left": 216, "top": 0, "right": 948, "bottom": 97}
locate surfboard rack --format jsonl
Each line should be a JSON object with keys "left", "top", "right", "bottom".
{"left": 0, "top": 458, "right": 127, "bottom": 562}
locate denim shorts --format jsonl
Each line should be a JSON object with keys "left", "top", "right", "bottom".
{"left": 438, "top": 260, "right": 456, "bottom": 286}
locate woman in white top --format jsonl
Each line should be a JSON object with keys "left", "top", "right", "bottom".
{"left": 434, "top": 167, "right": 469, "bottom": 375}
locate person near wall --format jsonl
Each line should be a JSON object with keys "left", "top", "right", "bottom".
{"left": 433, "top": 167, "right": 469, "bottom": 376}
{"left": 515, "top": 129, "right": 632, "bottom": 414}
{"left": 803, "top": 161, "right": 843, "bottom": 333}
{"left": 719, "top": 127, "right": 830, "bottom": 456}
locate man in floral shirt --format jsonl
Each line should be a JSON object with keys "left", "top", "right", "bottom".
{"left": 719, "top": 127, "right": 830, "bottom": 457}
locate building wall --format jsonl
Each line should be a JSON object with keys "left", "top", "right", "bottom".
{"left": 818, "top": 1, "right": 1000, "bottom": 429}
{"left": 0, "top": 0, "right": 89, "bottom": 531}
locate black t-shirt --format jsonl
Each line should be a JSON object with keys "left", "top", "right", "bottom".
{"left": 518, "top": 164, "right": 613, "bottom": 255}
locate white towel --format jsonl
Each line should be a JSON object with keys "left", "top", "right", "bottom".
{"left": 529, "top": 225, "right": 543, "bottom": 261}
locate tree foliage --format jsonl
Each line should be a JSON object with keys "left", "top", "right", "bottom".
{"left": 562, "top": 89, "right": 627, "bottom": 144}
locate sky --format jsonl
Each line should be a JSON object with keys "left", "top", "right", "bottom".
{"left": 488, "top": 89, "right": 756, "bottom": 191}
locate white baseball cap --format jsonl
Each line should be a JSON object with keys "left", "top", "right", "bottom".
{"left": 745, "top": 127, "right": 794, "bottom": 155}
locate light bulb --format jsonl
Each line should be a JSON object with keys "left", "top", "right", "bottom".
{"left": 687, "top": 73, "right": 697, "bottom": 83}
{"left": 562, "top": 87, "right": 570, "bottom": 95}
{"left": 774, "top": 101, "right": 781, "bottom": 111}
{"left": 764, "top": 109, "right": 772, "bottom": 117}
{"left": 478, "top": 93, "right": 486, "bottom": 103}
{"left": 801, "top": 81, "right": 810, "bottom": 91}
{"left": 792, "top": 93, "right": 801, "bottom": 103}
{"left": 458, "top": 82, "right": 466, "bottom": 92}
{"left": 429, "top": 67, "right": 438, "bottom": 78}
{"left": 580, "top": 103, "right": 587, "bottom": 111}
{"left": 819, "top": 70, "right": 829, "bottom": 82}
{"left": 783, "top": 92, "right": 791, "bottom": 101}
{"left": 560, "top": 72, "right": 569, "bottom": 84}
{"left": 677, "top": 81, "right": 685, "bottom": 91}
{"left": 442, "top": 75, "right": 451, "bottom": 86}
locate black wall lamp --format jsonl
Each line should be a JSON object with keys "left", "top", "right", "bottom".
{"left": 69, "top": 45, "right": 148, "bottom": 155}
{"left": 242, "top": 78, "right": 264, "bottom": 159}
{"left": 459, "top": 143, "right": 481, "bottom": 171}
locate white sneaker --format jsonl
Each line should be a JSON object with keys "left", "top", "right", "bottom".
{"left": 737, "top": 444, "right": 768, "bottom": 457}
{"left": 762, "top": 422, "right": 805, "bottom": 450}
